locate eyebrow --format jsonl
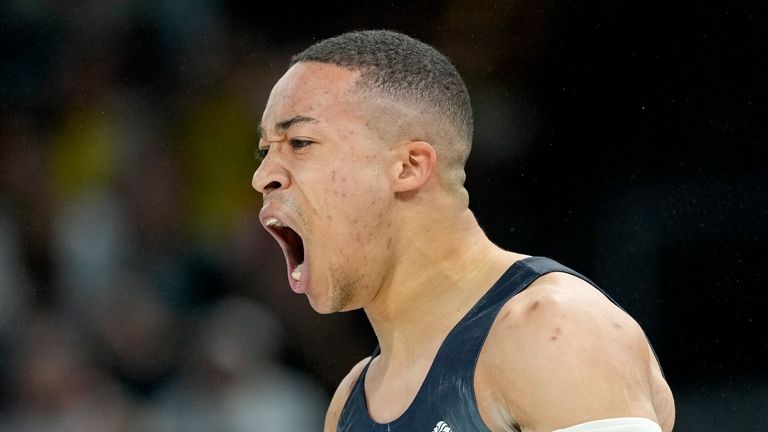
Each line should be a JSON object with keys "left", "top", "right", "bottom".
{"left": 258, "top": 115, "right": 317, "bottom": 140}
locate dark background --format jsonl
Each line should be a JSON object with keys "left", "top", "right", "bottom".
{"left": 1, "top": 1, "right": 766, "bottom": 430}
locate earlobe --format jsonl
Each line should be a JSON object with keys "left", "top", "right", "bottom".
{"left": 393, "top": 140, "right": 436, "bottom": 193}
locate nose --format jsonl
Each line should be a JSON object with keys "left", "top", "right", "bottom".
{"left": 252, "top": 154, "right": 290, "bottom": 194}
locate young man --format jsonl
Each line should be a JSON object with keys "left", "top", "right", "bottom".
{"left": 252, "top": 30, "right": 674, "bottom": 432}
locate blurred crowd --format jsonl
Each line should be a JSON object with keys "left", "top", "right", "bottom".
{"left": 0, "top": 2, "right": 341, "bottom": 430}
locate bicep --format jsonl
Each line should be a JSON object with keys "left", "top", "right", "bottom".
{"left": 647, "top": 345, "right": 676, "bottom": 432}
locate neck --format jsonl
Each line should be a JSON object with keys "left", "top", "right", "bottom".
{"left": 364, "top": 207, "right": 523, "bottom": 365}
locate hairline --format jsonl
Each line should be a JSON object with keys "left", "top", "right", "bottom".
{"left": 292, "top": 59, "right": 468, "bottom": 145}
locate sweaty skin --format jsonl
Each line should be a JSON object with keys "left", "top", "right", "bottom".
{"left": 252, "top": 62, "right": 675, "bottom": 432}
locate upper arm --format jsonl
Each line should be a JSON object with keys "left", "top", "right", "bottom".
{"left": 324, "top": 356, "right": 370, "bottom": 432}
{"left": 482, "top": 273, "right": 671, "bottom": 431}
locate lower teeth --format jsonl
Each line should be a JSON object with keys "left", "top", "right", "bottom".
{"left": 291, "top": 263, "right": 303, "bottom": 281}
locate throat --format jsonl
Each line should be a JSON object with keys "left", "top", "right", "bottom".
{"left": 365, "top": 249, "right": 522, "bottom": 374}
{"left": 363, "top": 348, "right": 437, "bottom": 424}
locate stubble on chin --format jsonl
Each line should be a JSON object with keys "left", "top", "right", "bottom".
{"left": 327, "top": 266, "right": 361, "bottom": 313}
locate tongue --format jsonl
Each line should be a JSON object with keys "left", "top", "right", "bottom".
{"left": 291, "top": 263, "right": 303, "bottom": 281}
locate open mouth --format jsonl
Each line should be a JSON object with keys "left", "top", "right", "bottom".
{"left": 263, "top": 217, "right": 306, "bottom": 291}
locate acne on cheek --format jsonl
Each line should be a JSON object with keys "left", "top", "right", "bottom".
{"left": 336, "top": 127, "right": 353, "bottom": 140}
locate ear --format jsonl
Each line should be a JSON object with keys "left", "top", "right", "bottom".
{"left": 392, "top": 140, "right": 437, "bottom": 193}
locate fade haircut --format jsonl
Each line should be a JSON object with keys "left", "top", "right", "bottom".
{"left": 290, "top": 30, "right": 473, "bottom": 191}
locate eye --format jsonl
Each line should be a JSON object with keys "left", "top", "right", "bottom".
{"left": 290, "top": 138, "right": 313, "bottom": 149}
{"left": 256, "top": 147, "right": 269, "bottom": 160}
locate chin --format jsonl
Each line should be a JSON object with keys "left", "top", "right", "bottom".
{"left": 307, "top": 300, "right": 337, "bottom": 314}
{"left": 304, "top": 290, "right": 339, "bottom": 314}
{"left": 306, "top": 284, "right": 356, "bottom": 314}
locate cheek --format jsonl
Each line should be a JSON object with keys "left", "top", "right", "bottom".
{"left": 323, "top": 184, "right": 389, "bottom": 249}
{"left": 324, "top": 163, "right": 386, "bottom": 207}
{"left": 325, "top": 169, "right": 350, "bottom": 202}
{"left": 312, "top": 158, "right": 391, "bottom": 242}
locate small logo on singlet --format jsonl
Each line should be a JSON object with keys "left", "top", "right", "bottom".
{"left": 432, "top": 420, "right": 453, "bottom": 432}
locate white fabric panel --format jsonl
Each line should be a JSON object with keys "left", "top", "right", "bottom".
{"left": 553, "top": 417, "right": 662, "bottom": 432}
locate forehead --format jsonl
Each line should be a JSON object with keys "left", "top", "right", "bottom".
{"left": 262, "top": 62, "right": 363, "bottom": 130}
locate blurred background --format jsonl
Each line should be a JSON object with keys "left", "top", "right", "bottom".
{"left": 0, "top": 0, "right": 765, "bottom": 430}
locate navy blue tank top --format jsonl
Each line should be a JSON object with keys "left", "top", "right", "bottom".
{"left": 337, "top": 256, "right": 610, "bottom": 432}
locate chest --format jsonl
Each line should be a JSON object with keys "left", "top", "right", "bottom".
{"left": 343, "top": 350, "right": 516, "bottom": 432}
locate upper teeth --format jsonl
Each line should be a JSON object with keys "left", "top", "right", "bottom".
{"left": 265, "top": 217, "right": 286, "bottom": 228}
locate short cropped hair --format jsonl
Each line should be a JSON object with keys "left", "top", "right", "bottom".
{"left": 290, "top": 30, "right": 473, "bottom": 185}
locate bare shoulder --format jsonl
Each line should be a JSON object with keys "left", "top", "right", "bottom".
{"left": 478, "top": 271, "right": 675, "bottom": 431}
{"left": 324, "top": 356, "right": 371, "bottom": 432}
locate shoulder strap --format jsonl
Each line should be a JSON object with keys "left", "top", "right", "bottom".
{"left": 336, "top": 348, "right": 380, "bottom": 431}
{"left": 433, "top": 256, "right": 616, "bottom": 385}
{"left": 522, "top": 256, "right": 624, "bottom": 310}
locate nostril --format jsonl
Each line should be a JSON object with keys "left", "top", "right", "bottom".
{"left": 264, "top": 180, "right": 282, "bottom": 191}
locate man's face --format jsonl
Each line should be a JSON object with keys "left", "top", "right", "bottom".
{"left": 252, "top": 62, "right": 396, "bottom": 313}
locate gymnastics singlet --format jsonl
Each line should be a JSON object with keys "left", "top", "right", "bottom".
{"left": 337, "top": 256, "right": 609, "bottom": 432}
